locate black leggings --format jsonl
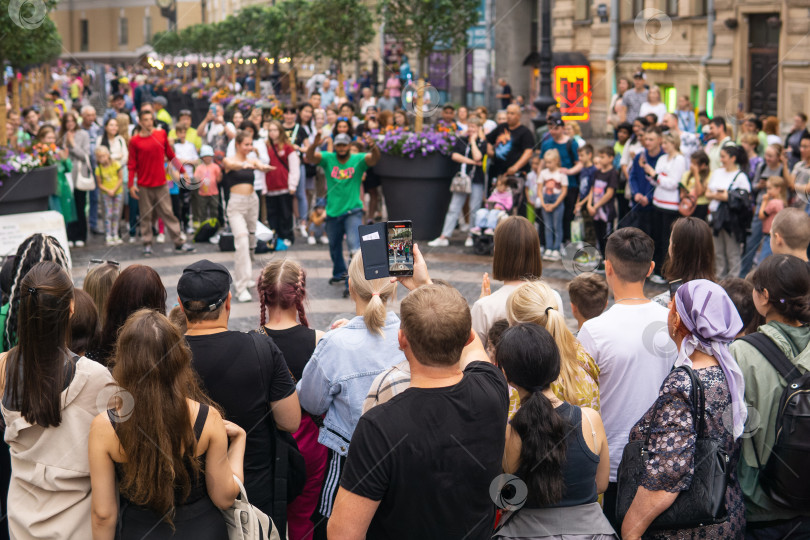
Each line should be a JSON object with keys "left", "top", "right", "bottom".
{"left": 266, "top": 193, "right": 294, "bottom": 242}
{"left": 66, "top": 189, "right": 88, "bottom": 242}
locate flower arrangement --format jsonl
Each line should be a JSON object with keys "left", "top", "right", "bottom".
{"left": 376, "top": 127, "right": 456, "bottom": 159}
{"left": 31, "top": 143, "right": 61, "bottom": 168}
{"left": 269, "top": 105, "right": 284, "bottom": 122}
{"left": 0, "top": 147, "right": 45, "bottom": 184}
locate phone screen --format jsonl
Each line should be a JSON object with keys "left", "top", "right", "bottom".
{"left": 386, "top": 221, "right": 414, "bottom": 276}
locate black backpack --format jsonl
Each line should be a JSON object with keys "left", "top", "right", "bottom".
{"left": 740, "top": 332, "right": 810, "bottom": 510}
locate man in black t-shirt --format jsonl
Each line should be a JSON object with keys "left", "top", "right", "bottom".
{"left": 496, "top": 78, "right": 513, "bottom": 110}
{"left": 177, "top": 260, "right": 301, "bottom": 532}
{"left": 486, "top": 104, "right": 535, "bottom": 178}
{"left": 329, "top": 279, "right": 508, "bottom": 540}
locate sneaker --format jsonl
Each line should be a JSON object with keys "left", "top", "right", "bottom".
{"left": 464, "top": 237, "right": 474, "bottom": 248}
{"left": 548, "top": 250, "right": 561, "bottom": 261}
{"left": 319, "top": 236, "right": 329, "bottom": 245}
{"left": 299, "top": 223, "right": 309, "bottom": 238}
{"left": 75, "top": 240, "right": 85, "bottom": 247}
{"left": 484, "top": 228, "right": 495, "bottom": 235}
{"left": 329, "top": 275, "right": 347, "bottom": 285}
{"left": 282, "top": 239, "right": 292, "bottom": 247}
{"left": 427, "top": 237, "right": 449, "bottom": 247}
{"left": 237, "top": 290, "right": 252, "bottom": 303}
{"left": 186, "top": 226, "right": 195, "bottom": 234}
{"left": 114, "top": 236, "right": 123, "bottom": 245}
{"left": 105, "top": 236, "right": 114, "bottom": 246}
{"left": 128, "top": 236, "right": 136, "bottom": 244}
{"left": 156, "top": 233, "right": 165, "bottom": 243}
{"left": 68, "top": 241, "right": 75, "bottom": 248}
{"left": 175, "top": 243, "right": 196, "bottom": 253}
{"left": 649, "top": 274, "right": 667, "bottom": 285}
{"left": 209, "top": 234, "right": 220, "bottom": 244}
{"left": 307, "top": 236, "right": 317, "bottom": 245}
{"left": 143, "top": 245, "right": 153, "bottom": 256}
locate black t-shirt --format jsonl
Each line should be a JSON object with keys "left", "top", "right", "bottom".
{"left": 340, "top": 361, "right": 508, "bottom": 540}
{"left": 452, "top": 138, "right": 488, "bottom": 185}
{"left": 186, "top": 331, "right": 295, "bottom": 507}
{"left": 591, "top": 168, "right": 620, "bottom": 222}
{"left": 486, "top": 124, "right": 535, "bottom": 177}
{"left": 262, "top": 325, "right": 316, "bottom": 382}
{"left": 500, "top": 84, "right": 513, "bottom": 109}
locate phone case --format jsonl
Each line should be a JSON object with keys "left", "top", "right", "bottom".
{"left": 358, "top": 223, "right": 389, "bottom": 280}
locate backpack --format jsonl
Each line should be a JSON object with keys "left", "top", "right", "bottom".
{"left": 194, "top": 218, "right": 220, "bottom": 243}
{"left": 739, "top": 332, "right": 810, "bottom": 510}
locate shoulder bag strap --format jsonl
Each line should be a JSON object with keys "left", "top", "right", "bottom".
{"left": 739, "top": 332, "right": 800, "bottom": 382}
{"left": 267, "top": 140, "right": 289, "bottom": 174}
{"left": 726, "top": 170, "right": 742, "bottom": 192}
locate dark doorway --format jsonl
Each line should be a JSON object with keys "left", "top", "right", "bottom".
{"left": 748, "top": 14, "right": 779, "bottom": 117}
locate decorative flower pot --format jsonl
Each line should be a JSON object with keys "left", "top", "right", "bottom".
{"left": 375, "top": 153, "right": 457, "bottom": 240}
{"left": 0, "top": 165, "right": 58, "bottom": 216}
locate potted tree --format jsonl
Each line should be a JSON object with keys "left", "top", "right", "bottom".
{"left": 374, "top": 129, "right": 458, "bottom": 239}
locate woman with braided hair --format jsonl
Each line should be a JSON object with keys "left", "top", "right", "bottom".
{"left": 256, "top": 259, "right": 326, "bottom": 540}
{"left": 2, "top": 234, "right": 70, "bottom": 353}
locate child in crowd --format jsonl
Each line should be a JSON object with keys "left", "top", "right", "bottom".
{"left": 741, "top": 133, "right": 764, "bottom": 179}
{"left": 614, "top": 123, "right": 633, "bottom": 219}
{"left": 307, "top": 198, "right": 329, "bottom": 245}
{"left": 94, "top": 146, "right": 123, "bottom": 246}
{"left": 539, "top": 148, "right": 567, "bottom": 260}
{"left": 769, "top": 203, "right": 810, "bottom": 262}
{"left": 192, "top": 145, "right": 222, "bottom": 227}
{"left": 574, "top": 144, "right": 597, "bottom": 246}
{"left": 472, "top": 175, "right": 513, "bottom": 235}
{"left": 719, "top": 277, "right": 764, "bottom": 338}
{"left": 681, "top": 150, "right": 711, "bottom": 221}
{"left": 524, "top": 155, "right": 542, "bottom": 225}
{"left": 585, "top": 147, "right": 619, "bottom": 258}
{"left": 757, "top": 175, "right": 788, "bottom": 262}
{"left": 173, "top": 125, "right": 199, "bottom": 233}
{"left": 568, "top": 272, "right": 609, "bottom": 334}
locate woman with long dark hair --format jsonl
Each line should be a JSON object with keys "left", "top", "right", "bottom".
{"left": 264, "top": 121, "right": 300, "bottom": 247}
{"left": 256, "top": 259, "right": 326, "bottom": 540}
{"left": 87, "top": 265, "right": 167, "bottom": 365}
{"left": 89, "top": 309, "right": 247, "bottom": 539}
{"left": 652, "top": 216, "right": 717, "bottom": 306}
{"left": 1, "top": 262, "right": 115, "bottom": 539}
{"left": 58, "top": 111, "right": 91, "bottom": 247}
{"left": 294, "top": 104, "right": 316, "bottom": 237}
{"left": 496, "top": 323, "right": 613, "bottom": 538}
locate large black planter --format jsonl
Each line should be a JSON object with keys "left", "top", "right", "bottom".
{"left": 0, "top": 165, "right": 58, "bottom": 216}
{"left": 376, "top": 154, "right": 457, "bottom": 240}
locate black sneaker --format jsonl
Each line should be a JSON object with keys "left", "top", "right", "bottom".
{"left": 175, "top": 243, "right": 196, "bottom": 253}
{"left": 328, "top": 275, "right": 347, "bottom": 285}
{"left": 143, "top": 245, "right": 153, "bottom": 256}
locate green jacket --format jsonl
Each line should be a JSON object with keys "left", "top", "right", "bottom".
{"left": 730, "top": 322, "right": 810, "bottom": 523}
{"left": 0, "top": 303, "right": 8, "bottom": 354}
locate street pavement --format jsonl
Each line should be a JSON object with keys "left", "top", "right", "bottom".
{"left": 69, "top": 228, "right": 667, "bottom": 333}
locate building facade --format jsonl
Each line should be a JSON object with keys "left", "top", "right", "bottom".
{"left": 500, "top": 0, "right": 809, "bottom": 133}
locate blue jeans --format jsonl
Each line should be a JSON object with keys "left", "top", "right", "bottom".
{"left": 541, "top": 193, "right": 564, "bottom": 251}
{"left": 296, "top": 165, "right": 308, "bottom": 222}
{"left": 326, "top": 208, "right": 363, "bottom": 279}
{"left": 440, "top": 183, "right": 484, "bottom": 238}
{"left": 474, "top": 208, "right": 502, "bottom": 230}
{"left": 739, "top": 215, "right": 763, "bottom": 277}
{"left": 758, "top": 233, "right": 772, "bottom": 262}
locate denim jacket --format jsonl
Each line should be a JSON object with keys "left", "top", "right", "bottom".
{"left": 297, "top": 312, "right": 405, "bottom": 456}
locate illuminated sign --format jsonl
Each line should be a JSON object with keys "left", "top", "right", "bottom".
{"left": 641, "top": 62, "right": 668, "bottom": 71}
{"left": 553, "top": 66, "right": 591, "bottom": 121}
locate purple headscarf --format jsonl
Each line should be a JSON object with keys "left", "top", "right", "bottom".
{"left": 674, "top": 279, "right": 747, "bottom": 439}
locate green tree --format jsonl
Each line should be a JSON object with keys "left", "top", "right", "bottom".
{"left": 379, "top": 0, "right": 479, "bottom": 129}
{"left": 232, "top": 4, "right": 277, "bottom": 94}
{"left": 275, "top": 0, "right": 314, "bottom": 106}
{"left": 309, "top": 0, "right": 373, "bottom": 99}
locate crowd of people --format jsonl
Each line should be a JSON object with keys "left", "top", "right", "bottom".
{"left": 0, "top": 208, "right": 807, "bottom": 539}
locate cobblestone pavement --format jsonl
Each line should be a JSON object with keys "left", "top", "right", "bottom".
{"left": 70, "top": 228, "right": 667, "bottom": 333}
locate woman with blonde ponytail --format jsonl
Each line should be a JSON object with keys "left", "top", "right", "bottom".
{"left": 297, "top": 251, "right": 405, "bottom": 532}
{"left": 507, "top": 280, "right": 601, "bottom": 410}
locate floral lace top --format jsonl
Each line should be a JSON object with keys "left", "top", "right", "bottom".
{"left": 551, "top": 343, "right": 601, "bottom": 411}
{"left": 628, "top": 366, "right": 745, "bottom": 539}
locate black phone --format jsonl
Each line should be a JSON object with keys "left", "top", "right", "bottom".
{"left": 669, "top": 279, "right": 683, "bottom": 299}
{"left": 386, "top": 220, "right": 414, "bottom": 277}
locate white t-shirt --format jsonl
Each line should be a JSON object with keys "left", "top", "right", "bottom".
{"left": 471, "top": 282, "right": 565, "bottom": 347}
{"left": 173, "top": 141, "right": 199, "bottom": 177}
{"left": 639, "top": 102, "right": 668, "bottom": 124}
{"left": 578, "top": 301, "right": 676, "bottom": 481}
{"left": 707, "top": 168, "right": 751, "bottom": 212}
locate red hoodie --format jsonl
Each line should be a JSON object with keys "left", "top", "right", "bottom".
{"left": 127, "top": 129, "right": 178, "bottom": 188}
{"left": 265, "top": 141, "right": 295, "bottom": 193}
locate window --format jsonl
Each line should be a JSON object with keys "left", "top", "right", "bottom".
{"left": 575, "top": 0, "right": 592, "bottom": 20}
{"left": 632, "top": 0, "right": 644, "bottom": 18}
{"left": 118, "top": 17, "right": 128, "bottom": 46}
{"left": 144, "top": 15, "right": 152, "bottom": 43}
{"left": 80, "top": 19, "right": 88, "bottom": 52}
{"left": 693, "top": 0, "right": 707, "bottom": 16}
{"left": 666, "top": 0, "right": 678, "bottom": 16}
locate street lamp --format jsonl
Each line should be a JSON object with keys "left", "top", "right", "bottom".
{"left": 532, "top": 0, "right": 556, "bottom": 130}
{"left": 155, "top": 0, "right": 177, "bottom": 32}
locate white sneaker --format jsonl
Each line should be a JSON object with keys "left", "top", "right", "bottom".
{"left": 75, "top": 240, "right": 85, "bottom": 247}
{"left": 299, "top": 223, "right": 309, "bottom": 238}
{"left": 237, "top": 290, "right": 252, "bottom": 303}
{"left": 209, "top": 234, "right": 220, "bottom": 244}
{"left": 307, "top": 236, "right": 316, "bottom": 245}
{"left": 549, "top": 250, "right": 561, "bottom": 261}
{"left": 105, "top": 236, "right": 114, "bottom": 246}
{"left": 156, "top": 233, "right": 165, "bottom": 244}
{"left": 319, "top": 236, "right": 329, "bottom": 245}
{"left": 464, "top": 237, "right": 474, "bottom": 248}
{"left": 427, "top": 237, "right": 449, "bottom": 247}
{"left": 114, "top": 236, "right": 123, "bottom": 245}
{"left": 129, "top": 236, "right": 136, "bottom": 243}
{"left": 68, "top": 241, "right": 75, "bottom": 248}
{"left": 282, "top": 239, "right": 292, "bottom": 247}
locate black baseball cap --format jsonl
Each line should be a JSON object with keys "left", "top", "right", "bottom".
{"left": 548, "top": 114, "right": 564, "bottom": 127}
{"left": 177, "top": 260, "right": 232, "bottom": 312}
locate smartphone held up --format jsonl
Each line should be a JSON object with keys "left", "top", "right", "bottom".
{"left": 358, "top": 220, "right": 414, "bottom": 280}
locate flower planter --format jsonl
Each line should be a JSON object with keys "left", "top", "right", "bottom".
{"left": 375, "top": 154, "right": 457, "bottom": 240}
{"left": 0, "top": 165, "right": 58, "bottom": 216}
